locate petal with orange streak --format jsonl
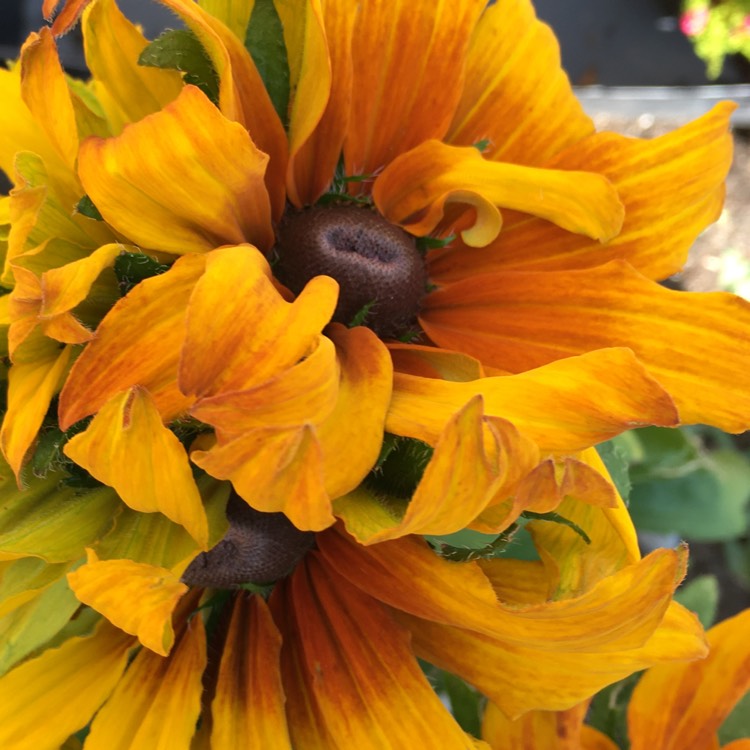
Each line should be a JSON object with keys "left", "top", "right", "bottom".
{"left": 628, "top": 608, "right": 750, "bottom": 750}
{"left": 388, "top": 342, "right": 485, "bottom": 381}
{"left": 58, "top": 253, "right": 205, "bottom": 429}
{"left": 68, "top": 550, "right": 188, "bottom": 656}
{"left": 81, "top": 0, "right": 182, "bottom": 133}
{"left": 78, "top": 86, "right": 274, "bottom": 254}
{"left": 159, "top": 0, "right": 287, "bottom": 217}
{"left": 179, "top": 245, "right": 337, "bottom": 398}
{"left": 0, "top": 337, "right": 72, "bottom": 479}
{"left": 20, "top": 28, "right": 78, "bottom": 168}
{"left": 448, "top": 0, "right": 593, "bottom": 166}
{"left": 421, "top": 260, "right": 750, "bottom": 433}
{"left": 64, "top": 387, "right": 209, "bottom": 547}
{"left": 211, "top": 594, "right": 292, "bottom": 750}
{"left": 432, "top": 104, "right": 734, "bottom": 285}
{"left": 193, "top": 425, "right": 334, "bottom": 532}
{"left": 0, "top": 621, "right": 134, "bottom": 750}
{"left": 481, "top": 700, "right": 590, "bottom": 750}
{"left": 398, "top": 584, "right": 706, "bottom": 719}
{"left": 289, "top": 0, "right": 356, "bottom": 205}
{"left": 84, "top": 615, "right": 206, "bottom": 750}
{"left": 345, "top": 0, "right": 485, "bottom": 176}
{"left": 274, "top": 554, "right": 477, "bottom": 749}
{"left": 387, "top": 348, "right": 678, "bottom": 453}
{"left": 374, "top": 140, "right": 623, "bottom": 247}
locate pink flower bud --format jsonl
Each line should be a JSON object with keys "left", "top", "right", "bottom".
{"left": 679, "top": 8, "right": 710, "bottom": 36}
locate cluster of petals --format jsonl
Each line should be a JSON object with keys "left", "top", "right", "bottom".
{"left": 0, "top": 0, "right": 747, "bottom": 746}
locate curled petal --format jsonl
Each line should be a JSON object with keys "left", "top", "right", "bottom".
{"left": 373, "top": 140, "right": 623, "bottom": 246}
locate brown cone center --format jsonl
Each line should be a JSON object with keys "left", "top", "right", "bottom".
{"left": 273, "top": 205, "right": 427, "bottom": 337}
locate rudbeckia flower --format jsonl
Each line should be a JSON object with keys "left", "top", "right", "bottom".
{"left": 0, "top": 0, "right": 747, "bottom": 745}
{"left": 482, "top": 607, "right": 750, "bottom": 750}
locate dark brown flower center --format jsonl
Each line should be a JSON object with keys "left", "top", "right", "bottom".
{"left": 181, "top": 492, "right": 316, "bottom": 588}
{"left": 273, "top": 205, "right": 427, "bottom": 338}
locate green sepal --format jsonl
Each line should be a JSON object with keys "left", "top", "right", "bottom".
{"left": 75, "top": 195, "right": 103, "bottom": 221}
{"left": 244, "top": 0, "right": 290, "bottom": 126}
{"left": 522, "top": 511, "right": 591, "bottom": 544}
{"left": 596, "top": 436, "right": 632, "bottom": 504}
{"left": 426, "top": 526, "right": 519, "bottom": 563}
{"left": 366, "top": 434, "right": 434, "bottom": 500}
{"left": 138, "top": 29, "right": 220, "bottom": 105}
{"left": 113, "top": 252, "right": 171, "bottom": 296}
{"left": 348, "top": 300, "right": 376, "bottom": 328}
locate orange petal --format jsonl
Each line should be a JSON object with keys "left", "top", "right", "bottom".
{"left": 159, "top": 0, "right": 287, "bottom": 217}
{"left": 67, "top": 550, "right": 188, "bottom": 656}
{"left": 388, "top": 342, "right": 485, "bottom": 380}
{"left": 373, "top": 140, "right": 623, "bottom": 247}
{"left": 58, "top": 253, "right": 205, "bottom": 429}
{"left": 448, "top": 0, "right": 593, "bottom": 166}
{"left": 179, "top": 245, "right": 337, "bottom": 398}
{"left": 388, "top": 348, "right": 678, "bottom": 453}
{"left": 345, "top": 0, "right": 485, "bottom": 176}
{"left": 431, "top": 104, "right": 734, "bottom": 285}
{"left": 0, "top": 621, "right": 134, "bottom": 749}
{"left": 84, "top": 615, "right": 206, "bottom": 750}
{"left": 81, "top": 0, "right": 183, "bottom": 133}
{"left": 211, "top": 594, "right": 292, "bottom": 749}
{"left": 0, "top": 338, "right": 72, "bottom": 479}
{"left": 272, "top": 553, "right": 476, "bottom": 749}
{"left": 288, "top": 0, "right": 356, "bottom": 205}
{"left": 64, "top": 387, "right": 209, "bottom": 547}
{"left": 421, "top": 260, "right": 750, "bottom": 433}
{"left": 45, "top": 0, "right": 92, "bottom": 35}
{"left": 628, "top": 607, "right": 750, "bottom": 750}
{"left": 78, "top": 86, "right": 274, "bottom": 254}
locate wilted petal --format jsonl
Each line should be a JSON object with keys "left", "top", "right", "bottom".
{"left": 68, "top": 550, "right": 188, "bottom": 656}
{"left": 374, "top": 140, "right": 623, "bottom": 246}
{"left": 421, "top": 260, "right": 750, "bottom": 433}
{"left": 78, "top": 86, "right": 274, "bottom": 254}
{"left": 211, "top": 594, "right": 291, "bottom": 749}
{"left": 64, "top": 387, "right": 209, "bottom": 548}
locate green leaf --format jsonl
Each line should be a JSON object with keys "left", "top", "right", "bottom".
{"left": 244, "top": 0, "right": 290, "bottom": 125}
{"left": 426, "top": 527, "right": 518, "bottom": 563}
{"left": 674, "top": 574, "right": 719, "bottom": 628}
{"left": 113, "top": 252, "right": 171, "bottom": 296}
{"left": 596, "top": 437, "right": 632, "bottom": 503}
{"left": 439, "top": 672, "right": 483, "bottom": 737}
{"left": 719, "top": 689, "right": 750, "bottom": 744}
{"left": 587, "top": 671, "right": 641, "bottom": 750}
{"left": 75, "top": 195, "right": 103, "bottom": 221}
{"left": 138, "top": 29, "right": 220, "bottom": 104}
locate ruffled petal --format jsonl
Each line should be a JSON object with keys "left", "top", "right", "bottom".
{"left": 64, "top": 387, "right": 209, "bottom": 548}
{"left": 431, "top": 104, "right": 734, "bottom": 284}
{"left": 628, "top": 607, "right": 750, "bottom": 750}
{"left": 387, "top": 348, "right": 678, "bottom": 452}
{"left": 421, "top": 260, "right": 750, "bottom": 432}
{"left": 67, "top": 550, "right": 187, "bottom": 656}
{"left": 0, "top": 621, "right": 133, "bottom": 750}
{"left": 211, "top": 594, "right": 292, "bottom": 749}
{"left": 272, "top": 553, "right": 477, "bottom": 749}
{"left": 374, "top": 140, "right": 623, "bottom": 247}
{"left": 78, "top": 85, "right": 273, "bottom": 254}
{"left": 58, "top": 253, "right": 206, "bottom": 429}
{"left": 345, "top": 0, "right": 485, "bottom": 176}
{"left": 448, "top": 0, "right": 593, "bottom": 166}
{"left": 84, "top": 613, "right": 206, "bottom": 750}
{"left": 82, "top": 0, "right": 183, "bottom": 133}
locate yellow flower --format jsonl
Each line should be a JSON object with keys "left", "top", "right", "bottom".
{"left": 0, "top": 0, "right": 745, "bottom": 745}
{"left": 482, "top": 607, "right": 750, "bottom": 750}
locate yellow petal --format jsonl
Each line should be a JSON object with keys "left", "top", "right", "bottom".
{"left": 64, "top": 387, "right": 208, "bottom": 548}
{"left": 288, "top": 0, "right": 356, "bottom": 205}
{"left": 373, "top": 140, "right": 624, "bottom": 246}
{"left": 448, "top": 0, "right": 593, "bottom": 166}
{"left": 82, "top": 0, "right": 183, "bottom": 133}
{"left": 78, "top": 86, "right": 274, "bottom": 254}
{"left": 159, "top": 0, "right": 287, "bottom": 217}
{"left": 422, "top": 260, "right": 750, "bottom": 433}
{"left": 68, "top": 550, "right": 187, "bottom": 656}
{"left": 273, "top": 553, "right": 477, "bottom": 749}
{"left": 345, "top": 0, "right": 486, "bottom": 176}
{"left": 431, "top": 104, "right": 734, "bottom": 285}
{"left": 0, "top": 621, "right": 133, "bottom": 750}
{"left": 58, "top": 253, "right": 205, "bottom": 429}
{"left": 179, "top": 244, "right": 337, "bottom": 398}
{"left": 388, "top": 348, "right": 678, "bottom": 453}
{"left": 84, "top": 614, "right": 206, "bottom": 750}
{"left": 0, "top": 558, "right": 70, "bottom": 618}
{"left": 389, "top": 341, "right": 485, "bottom": 381}
{"left": 628, "top": 607, "right": 750, "bottom": 750}
{"left": 199, "top": 0, "right": 253, "bottom": 39}
{"left": 211, "top": 594, "right": 292, "bottom": 750}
